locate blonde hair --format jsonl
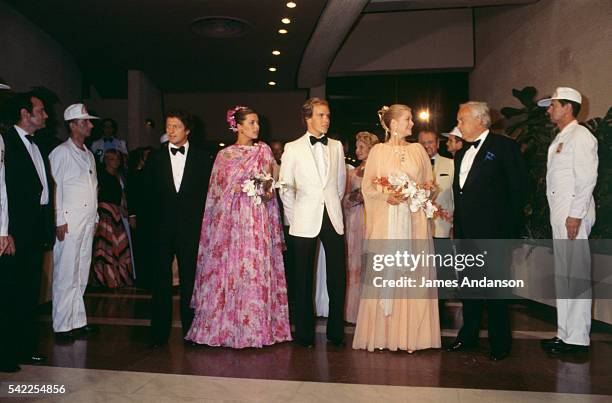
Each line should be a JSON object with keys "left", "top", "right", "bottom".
{"left": 355, "top": 131, "right": 379, "bottom": 149}
{"left": 377, "top": 104, "right": 411, "bottom": 141}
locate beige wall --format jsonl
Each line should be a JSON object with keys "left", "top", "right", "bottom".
{"left": 164, "top": 91, "right": 308, "bottom": 143}
{"left": 0, "top": 1, "right": 82, "bottom": 121}
{"left": 84, "top": 86, "right": 129, "bottom": 144}
{"left": 128, "top": 70, "right": 164, "bottom": 149}
{"left": 471, "top": 0, "right": 612, "bottom": 119}
{"left": 330, "top": 9, "right": 473, "bottom": 75}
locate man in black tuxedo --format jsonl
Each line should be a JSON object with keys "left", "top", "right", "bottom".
{"left": 446, "top": 101, "right": 527, "bottom": 361}
{"left": 145, "top": 110, "right": 211, "bottom": 346}
{"left": 0, "top": 92, "right": 55, "bottom": 372}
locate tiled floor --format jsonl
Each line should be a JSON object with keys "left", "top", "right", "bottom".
{"left": 1, "top": 287, "right": 611, "bottom": 402}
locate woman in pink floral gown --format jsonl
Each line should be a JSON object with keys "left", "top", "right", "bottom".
{"left": 185, "top": 106, "right": 292, "bottom": 348}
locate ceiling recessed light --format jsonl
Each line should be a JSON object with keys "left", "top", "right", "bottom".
{"left": 281, "top": 18, "right": 291, "bottom": 24}
{"left": 268, "top": 81, "right": 277, "bottom": 86}
{"left": 278, "top": 28, "right": 288, "bottom": 34}
{"left": 268, "top": 67, "right": 277, "bottom": 72}
{"left": 219, "top": 142, "right": 225, "bottom": 147}
{"left": 286, "top": 2, "right": 297, "bottom": 8}
{"left": 272, "top": 50, "right": 281, "bottom": 55}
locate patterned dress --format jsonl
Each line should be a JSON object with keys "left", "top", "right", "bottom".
{"left": 185, "top": 142, "right": 292, "bottom": 348}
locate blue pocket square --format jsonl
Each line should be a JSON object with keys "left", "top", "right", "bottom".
{"left": 484, "top": 151, "right": 496, "bottom": 161}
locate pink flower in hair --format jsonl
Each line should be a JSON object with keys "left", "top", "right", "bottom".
{"left": 226, "top": 105, "right": 245, "bottom": 132}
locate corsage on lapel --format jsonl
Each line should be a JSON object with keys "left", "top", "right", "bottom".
{"left": 555, "top": 142, "right": 564, "bottom": 154}
{"left": 484, "top": 151, "right": 496, "bottom": 161}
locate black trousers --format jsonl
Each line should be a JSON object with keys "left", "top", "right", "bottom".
{"left": 457, "top": 299, "right": 511, "bottom": 353}
{"left": 455, "top": 239, "right": 512, "bottom": 353}
{"left": 0, "top": 218, "right": 45, "bottom": 366}
{"left": 283, "top": 225, "right": 295, "bottom": 306}
{"left": 150, "top": 236, "right": 197, "bottom": 344}
{"left": 291, "top": 209, "right": 346, "bottom": 344}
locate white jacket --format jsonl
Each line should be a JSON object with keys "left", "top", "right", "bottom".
{"left": 279, "top": 133, "right": 346, "bottom": 237}
{"left": 432, "top": 154, "right": 454, "bottom": 238}
{"left": 0, "top": 136, "right": 7, "bottom": 236}
{"left": 546, "top": 120, "right": 598, "bottom": 225}
{"left": 50, "top": 138, "right": 98, "bottom": 227}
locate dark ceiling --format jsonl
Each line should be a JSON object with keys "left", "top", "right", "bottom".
{"left": 5, "top": 0, "right": 538, "bottom": 98}
{"left": 5, "top": 0, "right": 327, "bottom": 96}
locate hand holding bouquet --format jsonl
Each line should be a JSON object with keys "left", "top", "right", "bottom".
{"left": 242, "top": 172, "right": 286, "bottom": 205}
{"left": 373, "top": 173, "right": 451, "bottom": 220}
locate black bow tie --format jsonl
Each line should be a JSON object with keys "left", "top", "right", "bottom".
{"left": 103, "top": 137, "right": 113, "bottom": 143}
{"left": 170, "top": 146, "right": 185, "bottom": 155}
{"left": 310, "top": 135, "right": 328, "bottom": 146}
{"left": 25, "top": 134, "right": 34, "bottom": 144}
{"left": 466, "top": 139, "right": 481, "bottom": 149}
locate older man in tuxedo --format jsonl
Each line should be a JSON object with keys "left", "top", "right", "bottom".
{"left": 446, "top": 101, "right": 527, "bottom": 361}
{"left": 146, "top": 110, "right": 211, "bottom": 347}
{"left": 0, "top": 92, "right": 55, "bottom": 372}
{"left": 279, "top": 97, "right": 346, "bottom": 347}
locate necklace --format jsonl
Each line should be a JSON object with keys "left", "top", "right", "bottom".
{"left": 391, "top": 145, "right": 407, "bottom": 163}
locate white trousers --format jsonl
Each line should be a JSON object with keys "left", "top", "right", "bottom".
{"left": 551, "top": 219, "right": 592, "bottom": 346}
{"left": 52, "top": 213, "right": 96, "bottom": 332}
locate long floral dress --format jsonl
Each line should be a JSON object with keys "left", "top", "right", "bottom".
{"left": 343, "top": 165, "right": 365, "bottom": 323}
{"left": 185, "top": 142, "right": 292, "bottom": 348}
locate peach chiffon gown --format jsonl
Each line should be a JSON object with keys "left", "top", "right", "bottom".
{"left": 352, "top": 142, "right": 441, "bottom": 352}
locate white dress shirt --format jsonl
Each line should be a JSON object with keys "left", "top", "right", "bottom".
{"left": 14, "top": 125, "right": 49, "bottom": 205}
{"left": 0, "top": 136, "right": 8, "bottom": 236}
{"left": 308, "top": 132, "right": 329, "bottom": 184}
{"left": 169, "top": 141, "right": 189, "bottom": 192}
{"left": 459, "top": 129, "right": 489, "bottom": 188}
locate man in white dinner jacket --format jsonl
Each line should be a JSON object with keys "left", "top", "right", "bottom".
{"left": 538, "top": 87, "right": 598, "bottom": 355}
{"left": 49, "top": 103, "right": 100, "bottom": 341}
{"left": 279, "top": 97, "right": 346, "bottom": 347}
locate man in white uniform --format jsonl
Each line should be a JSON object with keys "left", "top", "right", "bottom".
{"left": 418, "top": 130, "right": 454, "bottom": 239}
{"left": 538, "top": 87, "right": 598, "bottom": 354}
{"left": 0, "top": 135, "right": 15, "bottom": 257}
{"left": 0, "top": 82, "right": 13, "bottom": 258}
{"left": 49, "top": 103, "right": 100, "bottom": 341}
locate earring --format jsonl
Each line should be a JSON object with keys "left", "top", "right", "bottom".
{"left": 393, "top": 131, "right": 398, "bottom": 137}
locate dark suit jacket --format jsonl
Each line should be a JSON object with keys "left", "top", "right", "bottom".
{"left": 144, "top": 143, "right": 211, "bottom": 247}
{"left": 453, "top": 132, "right": 527, "bottom": 239}
{"left": 2, "top": 127, "right": 55, "bottom": 248}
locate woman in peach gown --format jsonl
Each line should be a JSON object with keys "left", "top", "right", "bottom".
{"left": 343, "top": 132, "right": 379, "bottom": 323}
{"left": 352, "top": 104, "right": 441, "bottom": 352}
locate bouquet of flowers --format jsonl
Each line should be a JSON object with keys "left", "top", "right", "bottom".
{"left": 373, "top": 173, "right": 451, "bottom": 221}
{"left": 241, "top": 172, "right": 286, "bottom": 205}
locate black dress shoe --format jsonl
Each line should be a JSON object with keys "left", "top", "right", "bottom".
{"left": 75, "top": 324, "right": 100, "bottom": 336}
{"left": 0, "top": 363, "right": 21, "bottom": 373}
{"left": 150, "top": 340, "right": 168, "bottom": 349}
{"left": 20, "top": 354, "right": 47, "bottom": 365}
{"left": 446, "top": 340, "right": 476, "bottom": 352}
{"left": 328, "top": 338, "right": 346, "bottom": 347}
{"left": 183, "top": 340, "right": 200, "bottom": 347}
{"left": 547, "top": 341, "right": 589, "bottom": 354}
{"left": 540, "top": 337, "right": 562, "bottom": 351}
{"left": 55, "top": 331, "right": 74, "bottom": 342}
{"left": 489, "top": 351, "right": 509, "bottom": 361}
{"left": 295, "top": 339, "right": 314, "bottom": 348}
